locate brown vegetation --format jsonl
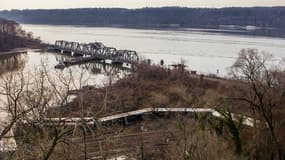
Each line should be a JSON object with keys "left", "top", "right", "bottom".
{"left": 49, "top": 49, "right": 285, "bottom": 159}
{"left": 56, "top": 61, "right": 219, "bottom": 117}
{"left": 0, "top": 18, "right": 42, "bottom": 52}
{"left": 0, "top": 49, "right": 284, "bottom": 160}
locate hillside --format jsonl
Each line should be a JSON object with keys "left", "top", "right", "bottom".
{"left": 0, "top": 18, "right": 41, "bottom": 52}
{"left": 1, "top": 7, "right": 285, "bottom": 29}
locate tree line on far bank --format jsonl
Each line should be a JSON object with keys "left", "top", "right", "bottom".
{"left": 1, "top": 7, "right": 285, "bottom": 29}
{"left": 0, "top": 18, "right": 41, "bottom": 52}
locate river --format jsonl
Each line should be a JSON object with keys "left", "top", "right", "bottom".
{"left": 22, "top": 24, "right": 285, "bottom": 75}
{"left": 1, "top": 24, "right": 285, "bottom": 151}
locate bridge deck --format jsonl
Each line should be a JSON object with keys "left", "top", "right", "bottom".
{"left": 41, "top": 107, "right": 257, "bottom": 127}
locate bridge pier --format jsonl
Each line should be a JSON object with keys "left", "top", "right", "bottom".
{"left": 124, "top": 117, "right": 129, "bottom": 125}
{"left": 111, "top": 61, "right": 124, "bottom": 65}
{"left": 123, "top": 115, "right": 143, "bottom": 126}
{"left": 65, "top": 50, "right": 72, "bottom": 54}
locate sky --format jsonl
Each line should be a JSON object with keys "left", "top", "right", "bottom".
{"left": 0, "top": 0, "right": 285, "bottom": 10}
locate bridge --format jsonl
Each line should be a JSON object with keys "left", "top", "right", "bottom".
{"left": 34, "top": 107, "right": 257, "bottom": 127}
{"left": 2, "top": 107, "right": 256, "bottom": 153}
{"left": 50, "top": 40, "right": 139, "bottom": 68}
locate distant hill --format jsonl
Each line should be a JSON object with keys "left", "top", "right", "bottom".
{"left": 0, "top": 18, "right": 41, "bottom": 51}
{"left": 0, "top": 7, "right": 285, "bottom": 29}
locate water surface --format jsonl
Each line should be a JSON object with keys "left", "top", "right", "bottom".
{"left": 23, "top": 24, "right": 285, "bottom": 75}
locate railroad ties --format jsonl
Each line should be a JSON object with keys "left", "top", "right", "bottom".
{"left": 49, "top": 40, "right": 139, "bottom": 69}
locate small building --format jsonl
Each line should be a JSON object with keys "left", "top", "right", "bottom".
{"left": 169, "top": 64, "right": 187, "bottom": 73}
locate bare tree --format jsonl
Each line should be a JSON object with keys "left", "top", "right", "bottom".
{"left": 0, "top": 60, "right": 91, "bottom": 159}
{"left": 0, "top": 70, "right": 30, "bottom": 140}
{"left": 229, "top": 48, "right": 285, "bottom": 159}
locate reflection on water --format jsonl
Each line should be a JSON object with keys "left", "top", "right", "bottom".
{"left": 1, "top": 52, "right": 128, "bottom": 88}
{"left": 79, "top": 62, "right": 129, "bottom": 76}
{"left": 0, "top": 51, "right": 127, "bottom": 118}
{"left": 52, "top": 52, "right": 130, "bottom": 76}
{"left": 0, "top": 53, "right": 28, "bottom": 75}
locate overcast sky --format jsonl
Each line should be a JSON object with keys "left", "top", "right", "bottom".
{"left": 1, "top": 0, "right": 285, "bottom": 10}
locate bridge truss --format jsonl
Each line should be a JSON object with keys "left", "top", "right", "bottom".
{"left": 54, "top": 40, "right": 139, "bottom": 64}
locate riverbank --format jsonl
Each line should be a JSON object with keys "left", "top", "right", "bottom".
{"left": 1, "top": 49, "right": 283, "bottom": 159}
{"left": 51, "top": 60, "right": 282, "bottom": 120}
{"left": 45, "top": 60, "right": 285, "bottom": 159}
{"left": 50, "top": 62, "right": 247, "bottom": 117}
{"left": 0, "top": 48, "right": 42, "bottom": 58}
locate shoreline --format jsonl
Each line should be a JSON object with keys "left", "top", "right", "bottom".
{"left": 0, "top": 48, "right": 43, "bottom": 59}
{"left": 22, "top": 23, "right": 285, "bottom": 39}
